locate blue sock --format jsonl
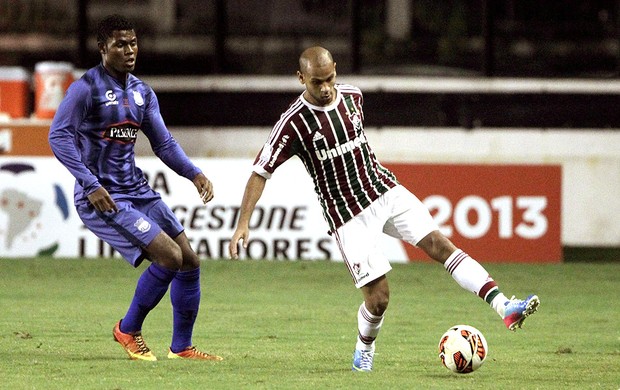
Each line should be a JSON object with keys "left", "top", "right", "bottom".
{"left": 170, "top": 267, "right": 201, "bottom": 353}
{"left": 120, "top": 262, "right": 177, "bottom": 334}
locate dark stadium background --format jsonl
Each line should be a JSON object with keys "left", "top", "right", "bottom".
{"left": 1, "top": 0, "right": 619, "bottom": 129}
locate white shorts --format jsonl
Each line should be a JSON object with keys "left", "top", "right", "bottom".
{"left": 333, "top": 185, "right": 439, "bottom": 288}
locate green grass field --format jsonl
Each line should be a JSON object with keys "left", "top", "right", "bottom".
{"left": 1, "top": 259, "right": 618, "bottom": 389}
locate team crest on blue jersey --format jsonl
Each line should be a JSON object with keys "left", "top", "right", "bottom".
{"left": 132, "top": 91, "right": 144, "bottom": 106}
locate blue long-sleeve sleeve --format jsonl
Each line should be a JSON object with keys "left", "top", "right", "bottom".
{"left": 48, "top": 64, "right": 201, "bottom": 204}
{"left": 49, "top": 78, "right": 102, "bottom": 195}
{"left": 141, "top": 92, "right": 201, "bottom": 181}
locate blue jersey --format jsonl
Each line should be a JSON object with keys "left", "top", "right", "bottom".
{"left": 49, "top": 64, "right": 201, "bottom": 205}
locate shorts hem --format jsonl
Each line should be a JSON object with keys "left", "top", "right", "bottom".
{"left": 354, "top": 266, "right": 392, "bottom": 289}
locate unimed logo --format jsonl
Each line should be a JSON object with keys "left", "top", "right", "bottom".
{"left": 315, "top": 133, "right": 367, "bottom": 161}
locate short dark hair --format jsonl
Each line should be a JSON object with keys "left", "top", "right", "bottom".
{"left": 97, "top": 14, "right": 134, "bottom": 44}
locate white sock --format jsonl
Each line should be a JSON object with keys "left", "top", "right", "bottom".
{"left": 491, "top": 293, "right": 510, "bottom": 317}
{"left": 444, "top": 249, "right": 498, "bottom": 299}
{"left": 355, "top": 303, "right": 384, "bottom": 352}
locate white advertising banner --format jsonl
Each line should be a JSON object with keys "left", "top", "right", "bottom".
{"left": 1, "top": 156, "right": 77, "bottom": 257}
{"left": 1, "top": 157, "right": 401, "bottom": 261}
{"left": 1, "top": 156, "right": 561, "bottom": 263}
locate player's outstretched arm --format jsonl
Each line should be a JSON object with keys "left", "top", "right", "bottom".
{"left": 229, "top": 172, "right": 267, "bottom": 259}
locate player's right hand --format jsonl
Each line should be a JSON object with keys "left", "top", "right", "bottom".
{"left": 87, "top": 186, "right": 119, "bottom": 213}
{"left": 193, "top": 172, "right": 214, "bottom": 204}
{"left": 229, "top": 228, "right": 249, "bottom": 259}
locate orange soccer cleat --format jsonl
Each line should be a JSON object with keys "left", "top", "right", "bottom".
{"left": 112, "top": 320, "right": 157, "bottom": 361}
{"left": 167, "top": 346, "right": 223, "bottom": 361}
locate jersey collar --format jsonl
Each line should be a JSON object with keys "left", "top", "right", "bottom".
{"left": 300, "top": 87, "right": 342, "bottom": 111}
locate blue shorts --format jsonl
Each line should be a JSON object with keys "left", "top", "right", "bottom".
{"left": 76, "top": 188, "right": 183, "bottom": 267}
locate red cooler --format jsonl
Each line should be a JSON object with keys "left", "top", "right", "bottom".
{"left": 0, "top": 66, "right": 30, "bottom": 118}
{"left": 34, "top": 61, "right": 74, "bottom": 119}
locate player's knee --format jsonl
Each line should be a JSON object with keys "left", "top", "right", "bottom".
{"left": 181, "top": 250, "right": 201, "bottom": 271}
{"left": 154, "top": 241, "right": 183, "bottom": 270}
{"left": 170, "top": 244, "right": 184, "bottom": 268}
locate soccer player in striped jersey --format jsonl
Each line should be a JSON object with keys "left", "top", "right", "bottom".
{"left": 49, "top": 14, "right": 222, "bottom": 362}
{"left": 229, "top": 46, "right": 539, "bottom": 372}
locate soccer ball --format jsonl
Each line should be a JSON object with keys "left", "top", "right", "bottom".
{"left": 438, "top": 325, "right": 488, "bottom": 374}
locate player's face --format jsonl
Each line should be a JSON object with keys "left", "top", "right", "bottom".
{"left": 99, "top": 29, "right": 138, "bottom": 80}
{"left": 299, "top": 62, "right": 337, "bottom": 106}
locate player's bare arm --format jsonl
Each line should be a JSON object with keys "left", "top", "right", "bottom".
{"left": 229, "top": 172, "right": 267, "bottom": 259}
{"left": 193, "top": 172, "right": 214, "bottom": 204}
{"left": 87, "top": 186, "right": 118, "bottom": 212}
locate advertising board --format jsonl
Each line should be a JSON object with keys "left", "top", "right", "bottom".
{"left": 0, "top": 157, "right": 561, "bottom": 262}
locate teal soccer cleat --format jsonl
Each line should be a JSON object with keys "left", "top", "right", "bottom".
{"left": 503, "top": 294, "right": 540, "bottom": 330}
{"left": 352, "top": 349, "right": 374, "bottom": 372}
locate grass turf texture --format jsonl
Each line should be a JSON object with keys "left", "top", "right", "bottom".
{"left": 0, "top": 259, "right": 618, "bottom": 389}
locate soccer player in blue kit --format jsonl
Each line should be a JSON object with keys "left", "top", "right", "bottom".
{"left": 229, "top": 46, "right": 540, "bottom": 372}
{"left": 49, "top": 14, "right": 222, "bottom": 362}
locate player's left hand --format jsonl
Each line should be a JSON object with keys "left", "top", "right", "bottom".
{"left": 193, "top": 173, "right": 214, "bottom": 204}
